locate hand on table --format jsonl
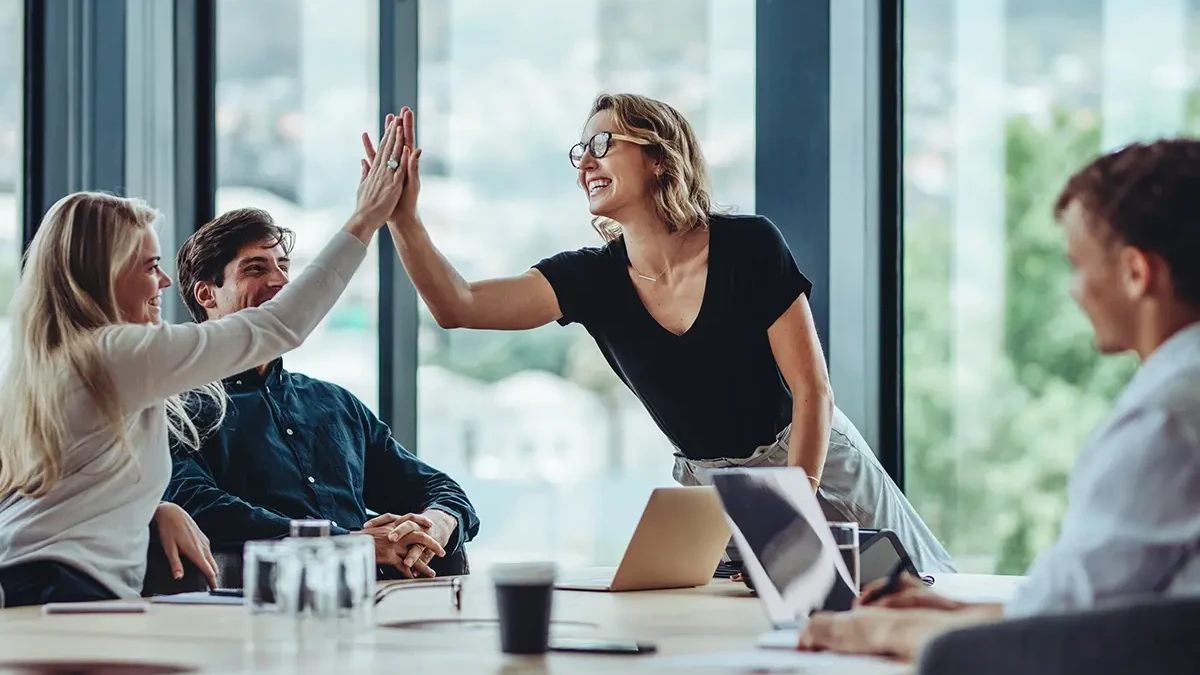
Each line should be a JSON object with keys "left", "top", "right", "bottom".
{"left": 798, "top": 606, "right": 981, "bottom": 662}
{"left": 799, "top": 600, "right": 1003, "bottom": 661}
{"left": 153, "top": 502, "right": 218, "bottom": 589}
{"left": 856, "top": 574, "right": 965, "bottom": 611}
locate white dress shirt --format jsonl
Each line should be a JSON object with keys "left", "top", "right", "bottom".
{"left": 1006, "top": 322, "right": 1200, "bottom": 617}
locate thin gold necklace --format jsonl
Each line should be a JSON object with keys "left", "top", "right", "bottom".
{"left": 630, "top": 230, "right": 693, "bottom": 282}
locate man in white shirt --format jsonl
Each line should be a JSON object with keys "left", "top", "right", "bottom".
{"left": 797, "top": 139, "right": 1200, "bottom": 661}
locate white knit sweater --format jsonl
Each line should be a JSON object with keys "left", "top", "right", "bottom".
{"left": 0, "top": 231, "right": 367, "bottom": 601}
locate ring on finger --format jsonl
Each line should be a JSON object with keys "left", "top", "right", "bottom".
{"left": 386, "top": 157, "right": 400, "bottom": 170}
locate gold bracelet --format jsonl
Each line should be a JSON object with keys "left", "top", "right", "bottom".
{"left": 807, "top": 475, "right": 821, "bottom": 490}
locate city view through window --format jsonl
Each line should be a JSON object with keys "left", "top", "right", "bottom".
{"left": 4, "top": 0, "right": 1194, "bottom": 574}
{"left": 215, "top": 0, "right": 756, "bottom": 567}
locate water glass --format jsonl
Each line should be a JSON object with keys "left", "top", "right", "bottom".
{"left": 828, "top": 521, "right": 860, "bottom": 592}
{"left": 290, "top": 519, "right": 332, "bottom": 538}
{"left": 330, "top": 534, "right": 375, "bottom": 640}
{"left": 243, "top": 536, "right": 376, "bottom": 652}
{"left": 243, "top": 539, "right": 300, "bottom": 651}
{"left": 287, "top": 538, "right": 340, "bottom": 649}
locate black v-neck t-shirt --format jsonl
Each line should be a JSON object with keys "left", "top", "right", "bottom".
{"left": 532, "top": 214, "right": 812, "bottom": 460}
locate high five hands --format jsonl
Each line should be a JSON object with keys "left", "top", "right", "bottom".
{"left": 345, "top": 113, "right": 410, "bottom": 242}
{"left": 361, "top": 107, "right": 422, "bottom": 224}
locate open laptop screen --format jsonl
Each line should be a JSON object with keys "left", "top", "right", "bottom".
{"left": 711, "top": 468, "right": 853, "bottom": 625}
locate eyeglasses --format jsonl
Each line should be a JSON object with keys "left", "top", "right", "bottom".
{"left": 569, "top": 131, "right": 651, "bottom": 168}
{"left": 374, "top": 577, "right": 464, "bottom": 613}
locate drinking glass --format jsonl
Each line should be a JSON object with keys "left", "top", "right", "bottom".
{"left": 330, "top": 534, "right": 375, "bottom": 642}
{"left": 286, "top": 538, "right": 340, "bottom": 650}
{"left": 243, "top": 539, "right": 299, "bottom": 652}
{"left": 828, "top": 521, "right": 860, "bottom": 593}
{"left": 290, "top": 519, "right": 332, "bottom": 538}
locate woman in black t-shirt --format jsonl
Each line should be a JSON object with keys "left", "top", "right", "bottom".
{"left": 363, "top": 96, "right": 956, "bottom": 573}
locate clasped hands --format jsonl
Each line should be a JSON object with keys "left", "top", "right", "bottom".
{"left": 355, "top": 510, "right": 455, "bottom": 579}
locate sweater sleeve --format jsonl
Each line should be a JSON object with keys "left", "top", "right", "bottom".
{"left": 99, "top": 231, "right": 368, "bottom": 412}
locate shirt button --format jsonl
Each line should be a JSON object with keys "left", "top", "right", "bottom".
{"left": 266, "top": 386, "right": 271, "bottom": 394}
{"left": 286, "top": 429, "right": 294, "bottom": 436}
{"left": 307, "top": 476, "right": 315, "bottom": 484}
{"left": 235, "top": 380, "right": 242, "bottom": 386}
{"left": 332, "top": 521, "right": 338, "bottom": 527}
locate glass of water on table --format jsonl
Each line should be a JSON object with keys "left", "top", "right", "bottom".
{"left": 243, "top": 533, "right": 375, "bottom": 652}
{"left": 828, "top": 521, "right": 860, "bottom": 593}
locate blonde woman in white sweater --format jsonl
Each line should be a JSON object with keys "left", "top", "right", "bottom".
{"left": 0, "top": 117, "right": 410, "bottom": 608}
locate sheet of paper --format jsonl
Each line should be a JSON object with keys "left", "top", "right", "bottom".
{"left": 42, "top": 600, "right": 150, "bottom": 614}
{"left": 652, "top": 649, "right": 908, "bottom": 674}
{"left": 757, "top": 627, "right": 803, "bottom": 650}
{"left": 149, "top": 591, "right": 244, "bottom": 606}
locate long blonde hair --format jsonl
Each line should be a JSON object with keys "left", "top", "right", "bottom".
{"left": 0, "top": 191, "right": 226, "bottom": 498}
{"left": 585, "top": 93, "right": 715, "bottom": 243}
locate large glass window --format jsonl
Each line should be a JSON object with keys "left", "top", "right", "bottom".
{"left": 214, "top": 0, "right": 380, "bottom": 407}
{"left": 902, "top": 0, "right": 1195, "bottom": 573}
{"left": 415, "top": 0, "right": 756, "bottom": 567}
{"left": 0, "top": 1, "right": 19, "bottom": 364}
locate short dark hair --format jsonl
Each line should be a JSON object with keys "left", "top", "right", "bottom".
{"left": 1054, "top": 138, "right": 1200, "bottom": 307}
{"left": 175, "top": 207, "right": 296, "bottom": 322}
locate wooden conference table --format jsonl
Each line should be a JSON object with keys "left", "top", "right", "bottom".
{"left": 0, "top": 570, "right": 1024, "bottom": 674}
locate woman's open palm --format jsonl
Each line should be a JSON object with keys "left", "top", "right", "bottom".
{"left": 354, "top": 114, "right": 409, "bottom": 227}
{"left": 360, "top": 107, "right": 422, "bottom": 223}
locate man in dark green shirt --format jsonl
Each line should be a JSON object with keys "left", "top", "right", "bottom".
{"left": 164, "top": 207, "right": 478, "bottom": 579}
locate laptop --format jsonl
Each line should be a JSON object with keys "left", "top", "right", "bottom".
{"left": 709, "top": 468, "right": 855, "bottom": 647}
{"left": 554, "top": 486, "right": 731, "bottom": 592}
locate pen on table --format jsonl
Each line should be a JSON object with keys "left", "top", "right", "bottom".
{"left": 861, "top": 557, "right": 912, "bottom": 606}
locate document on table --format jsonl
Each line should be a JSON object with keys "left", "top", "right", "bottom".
{"left": 149, "top": 592, "right": 244, "bottom": 606}
{"left": 653, "top": 649, "right": 908, "bottom": 674}
{"left": 758, "top": 627, "right": 804, "bottom": 650}
{"left": 42, "top": 600, "right": 150, "bottom": 614}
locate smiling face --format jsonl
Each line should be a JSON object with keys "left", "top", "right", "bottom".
{"left": 1062, "top": 199, "right": 1144, "bottom": 354}
{"left": 575, "top": 109, "right": 660, "bottom": 221}
{"left": 114, "top": 227, "right": 172, "bottom": 324}
{"left": 194, "top": 239, "right": 291, "bottom": 321}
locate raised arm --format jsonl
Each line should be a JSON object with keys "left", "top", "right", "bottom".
{"left": 104, "top": 116, "right": 411, "bottom": 411}
{"left": 363, "top": 108, "right": 563, "bottom": 331}
{"left": 102, "top": 230, "right": 364, "bottom": 411}
{"left": 388, "top": 214, "right": 562, "bottom": 330}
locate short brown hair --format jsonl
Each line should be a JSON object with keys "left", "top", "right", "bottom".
{"left": 1054, "top": 139, "right": 1200, "bottom": 306}
{"left": 175, "top": 207, "right": 296, "bottom": 322}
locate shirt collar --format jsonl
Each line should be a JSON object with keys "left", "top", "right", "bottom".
{"left": 224, "top": 358, "right": 285, "bottom": 391}
{"left": 1120, "top": 321, "right": 1200, "bottom": 405}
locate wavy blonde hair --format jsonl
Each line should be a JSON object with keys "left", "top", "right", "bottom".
{"left": 584, "top": 93, "right": 715, "bottom": 243}
{"left": 0, "top": 191, "right": 226, "bottom": 498}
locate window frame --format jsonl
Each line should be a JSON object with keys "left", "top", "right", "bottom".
{"left": 20, "top": 0, "right": 905, "bottom": 485}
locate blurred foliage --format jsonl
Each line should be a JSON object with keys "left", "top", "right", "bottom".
{"left": 905, "top": 108, "right": 1138, "bottom": 574}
